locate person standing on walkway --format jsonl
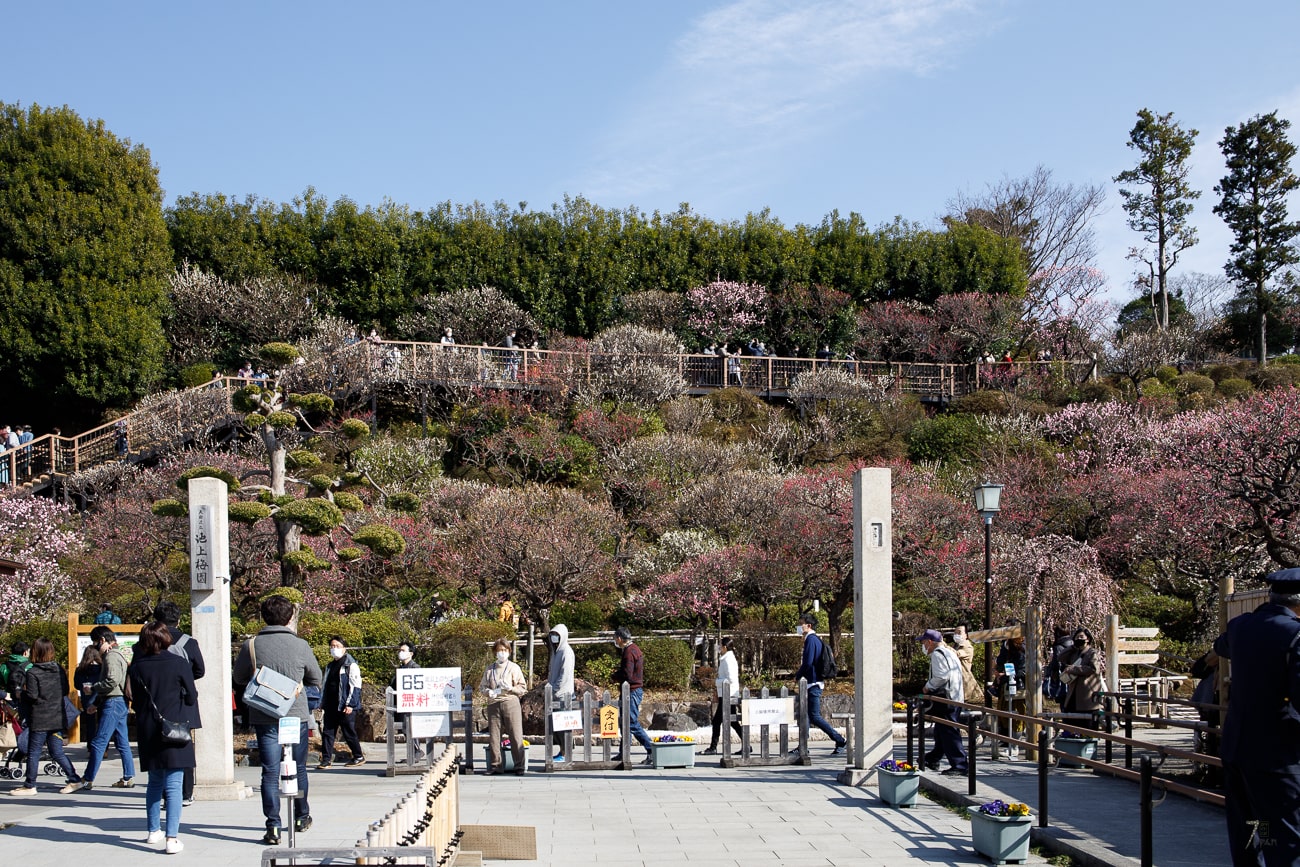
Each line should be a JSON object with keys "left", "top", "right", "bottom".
{"left": 233, "top": 595, "right": 322, "bottom": 846}
{"left": 1214, "top": 568, "right": 1300, "bottom": 867}
{"left": 701, "top": 636, "right": 744, "bottom": 756}
{"left": 479, "top": 639, "right": 527, "bottom": 775}
{"left": 129, "top": 621, "right": 200, "bottom": 855}
{"left": 950, "top": 626, "right": 982, "bottom": 705}
{"left": 8, "top": 638, "right": 83, "bottom": 797}
{"left": 134, "top": 601, "right": 205, "bottom": 804}
{"left": 74, "top": 644, "right": 103, "bottom": 744}
{"left": 919, "top": 628, "right": 967, "bottom": 776}
{"left": 547, "top": 624, "right": 574, "bottom": 762}
{"left": 82, "top": 625, "right": 137, "bottom": 789}
{"left": 794, "top": 613, "right": 846, "bottom": 758}
{"left": 317, "top": 637, "right": 365, "bottom": 769}
{"left": 1061, "top": 627, "right": 1104, "bottom": 730}
{"left": 613, "top": 627, "right": 654, "bottom": 764}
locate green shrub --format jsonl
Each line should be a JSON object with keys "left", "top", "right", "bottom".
{"left": 1216, "top": 377, "right": 1254, "bottom": 400}
{"left": 1202, "top": 363, "right": 1240, "bottom": 383}
{"left": 260, "top": 342, "right": 300, "bottom": 365}
{"left": 276, "top": 498, "right": 345, "bottom": 535}
{"left": 1274, "top": 354, "right": 1300, "bottom": 366}
{"left": 1251, "top": 365, "right": 1298, "bottom": 391}
{"left": 282, "top": 549, "right": 331, "bottom": 571}
{"left": 151, "top": 498, "right": 187, "bottom": 518}
{"left": 176, "top": 465, "right": 240, "bottom": 492}
{"left": 551, "top": 600, "right": 606, "bottom": 632}
{"left": 1174, "top": 373, "right": 1215, "bottom": 396}
{"left": 308, "top": 474, "right": 335, "bottom": 492}
{"left": 228, "top": 502, "right": 272, "bottom": 524}
{"left": 288, "top": 392, "right": 334, "bottom": 415}
{"left": 739, "top": 604, "right": 825, "bottom": 633}
{"left": 574, "top": 642, "right": 620, "bottom": 685}
{"left": 1, "top": 619, "right": 68, "bottom": 665}
{"left": 951, "top": 390, "right": 1011, "bottom": 415}
{"left": 348, "top": 611, "right": 412, "bottom": 678}
{"left": 341, "top": 418, "right": 371, "bottom": 440}
{"left": 1155, "top": 365, "right": 1179, "bottom": 385}
{"left": 906, "top": 414, "right": 986, "bottom": 464}
{"left": 1138, "top": 377, "right": 1173, "bottom": 399}
{"left": 386, "top": 492, "right": 422, "bottom": 513}
{"left": 286, "top": 450, "right": 322, "bottom": 471}
{"left": 180, "top": 362, "right": 218, "bottom": 388}
{"left": 1075, "top": 381, "right": 1118, "bottom": 403}
{"left": 639, "top": 637, "right": 694, "bottom": 688}
{"left": 232, "top": 385, "right": 263, "bottom": 412}
{"left": 427, "top": 619, "right": 514, "bottom": 689}
{"left": 352, "top": 524, "right": 407, "bottom": 558}
{"left": 333, "top": 491, "right": 364, "bottom": 512}
{"left": 267, "top": 410, "right": 298, "bottom": 430}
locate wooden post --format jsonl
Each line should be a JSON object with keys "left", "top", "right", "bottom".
{"left": 1024, "top": 605, "right": 1042, "bottom": 761}
{"left": 1106, "top": 614, "right": 1120, "bottom": 700}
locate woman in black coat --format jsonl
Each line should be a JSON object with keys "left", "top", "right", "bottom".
{"left": 129, "top": 621, "right": 201, "bottom": 854}
{"left": 10, "top": 637, "right": 83, "bottom": 796}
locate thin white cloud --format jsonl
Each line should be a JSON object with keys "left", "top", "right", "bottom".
{"left": 580, "top": 0, "right": 1000, "bottom": 208}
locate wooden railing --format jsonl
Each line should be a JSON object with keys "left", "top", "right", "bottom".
{"left": 0, "top": 338, "right": 1095, "bottom": 495}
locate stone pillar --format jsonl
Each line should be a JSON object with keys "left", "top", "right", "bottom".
{"left": 841, "top": 467, "right": 892, "bottom": 786}
{"left": 187, "top": 477, "right": 249, "bottom": 800}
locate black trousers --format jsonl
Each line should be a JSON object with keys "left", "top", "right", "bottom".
{"left": 1223, "top": 760, "right": 1300, "bottom": 866}
{"left": 320, "top": 709, "right": 363, "bottom": 761}
{"left": 710, "top": 700, "right": 743, "bottom": 749}
{"left": 923, "top": 701, "right": 968, "bottom": 771}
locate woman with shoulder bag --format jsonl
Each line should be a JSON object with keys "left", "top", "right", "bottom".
{"left": 129, "top": 621, "right": 201, "bottom": 855}
{"left": 8, "top": 637, "right": 84, "bottom": 797}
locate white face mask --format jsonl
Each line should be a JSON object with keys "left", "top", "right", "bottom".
{"left": 496, "top": 651, "right": 509, "bottom": 663}
{"left": 398, "top": 650, "right": 412, "bottom": 662}
{"left": 330, "top": 647, "right": 345, "bottom": 659}
{"left": 550, "top": 635, "right": 559, "bottom": 644}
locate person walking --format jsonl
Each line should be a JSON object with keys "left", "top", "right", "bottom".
{"left": 613, "top": 627, "right": 654, "bottom": 764}
{"left": 1, "top": 641, "right": 31, "bottom": 713}
{"left": 81, "top": 625, "right": 137, "bottom": 789}
{"left": 919, "top": 628, "right": 967, "bottom": 776}
{"left": 317, "top": 637, "right": 365, "bottom": 769}
{"left": 8, "top": 638, "right": 83, "bottom": 796}
{"left": 129, "top": 621, "right": 200, "bottom": 854}
{"left": 793, "top": 613, "right": 846, "bottom": 758}
{"left": 701, "top": 636, "right": 744, "bottom": 756}
{"left": 479, "top": 639, "right": 527, "bottom": 775}
{"left": 546, "top": 624, "right": 574, "bottom": 762}
{"left": 233, "top": 595, "right": 323, "bottom": 846}
{"left": 1214, "top": 568, "right": 1300, "bottom": 867}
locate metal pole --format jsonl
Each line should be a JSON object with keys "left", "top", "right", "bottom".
{"left": 906, "top": 698, "right": 915, "bottom": 766}
{"left": 1125, "top": 696, "right": 1134, "bottom": 769}
{"left": 1037, "top": 729, "right": 1049, "bottom": 828}
{"left": 984, "top": 516, "right": 993, "bottom": 709}
{"left": 1140, "top": 756, "right": 1153, "bottom": 867}
{"left": 967, "top": 710, "right": 978, "bottom": 796}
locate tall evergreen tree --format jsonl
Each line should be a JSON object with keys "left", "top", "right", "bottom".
{"left": 0, "top": 102, "right": 171, "bottom": 426}
{"left": 1213, "top": 111, "right": 1300, "bottom": 364}
{"left": 1115, "top": 109, "right": 1201, "bottom": 332}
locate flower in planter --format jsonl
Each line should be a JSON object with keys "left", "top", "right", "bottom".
{"left": 653, "top": 734, "right": 695, "bottom": 743}
{"left": 892, "top": 701, "right": 907, "bottom": 712}
{"left": 977, "top": 800, "right": 1030, "bottom": 817}
{"left": 878, "top": 759, "right": 916, "bottom": 772}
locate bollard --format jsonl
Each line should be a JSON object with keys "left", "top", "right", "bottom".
{"left": 1103, "top": 703, "right": 1114, "bottom": 764}
{"left": 1037, "top": 729, "right": 1049, "bottom": 828}
{"left": 906, "top": 697, "right": 915, "bottom": 766}
{"left": 966, "top": 710, "right": 979, "bottom": 796}
{"left": 917, "top": 698, "right": 927, "bottom": 768}
{"left": 1140, "top": 756, "right": 1153, "bottom": 867}
{"left": 1125, "top": 696, "right": 1135, "bottom": 769}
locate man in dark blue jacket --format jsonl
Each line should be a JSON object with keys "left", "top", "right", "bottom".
{"left": 1215, "top": 568, "right": 1300, "bottom": 866}
{"left": 793, "top": 613, "right": 846, "bottom": 758}
{"left": 318, "top": 636, "right": 365, "bottom": 769}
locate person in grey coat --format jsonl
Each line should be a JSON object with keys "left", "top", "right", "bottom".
{"left": 547, "top": 624, "right": 574, "bottom": 762}
{"left": 233, "top": 595, "right": 323, "bottom": 846}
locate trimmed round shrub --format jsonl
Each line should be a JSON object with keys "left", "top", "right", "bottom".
{"left": 228, "top": 502, "right": 272, "bottom": 524}
{"left": 1216, "top": 377, "right": 1254, "bottom": 400}
{"left": 282, "top": 549, "right": 331, "bottom": 571}
{"left": 267, "top": 410, "right": 298, "bottom": 430}
{"left": 232, "top": 385, "right": 264, "bottom": 412}
{"left": 1076, "top": 381, "right": 1118, "bottom": 403}
{"left": 337, "top": 546, "right": 364, "bottom": 562}
{"left": 151, "top": 498, "right": 187, "bottom": 518}
{"left": 261, "top": 587, "right": 305, "bottom": 605}
{"left": 333, "top": 491, "right": 364, "bottom": 512}
{"left": 260, "top": 342, "right": 300, "bottom": 365}
{"left": 308, "top": 474, "right": 335, "bottom": 492}
{"left": 386, "top": 492, "right": 421, "bottom": 513}
{"left": 286, "top": 450, "right": 322, "bottom": 471}
{"left": 352, "top": 524, "right": 407, "bottom": 558}
{"left": 245, "top": 412, "right": 267, "bottom": 428}
{"left": 1174, "top": 373, "right": 1215, "bottom": 396}
{"left": 951, "top": 390, "right": 1011, "bottom": 415}
{"left": 288, "top": 392, "right": 334, "bottom": 415}
{"left": 1138, "top": 377, "right": 1173, "bottom": 399}
{"left": 180, "top": 362, "right": 218, "bottom": 388}
{"left": 1155, "top": 365, "right": 1179, "bottom": 385}
{"left": 177, "top": 465, "right": 240, "bottom": 492}
{"left": 639, "top": 637, "right": 694, "bottom": 689}
{"left": 276, "top": 498, "right": 345, "bottom": 535}
{"left": 1251, "top": 365, "right": 1298, "bottom": 391}
{"left": 906, "top": 414, "right": 986, "bottom": 464}
{"left": 341, "top": 418, "right": 371, "bottom": 440}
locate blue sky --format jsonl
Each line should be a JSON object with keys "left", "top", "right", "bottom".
{"left": 5, "top": 1, "right": 1299, "bottom": 308}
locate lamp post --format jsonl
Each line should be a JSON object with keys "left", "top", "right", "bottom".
{"left": 973, "top": 481, "right": 1003, "bottom": 709}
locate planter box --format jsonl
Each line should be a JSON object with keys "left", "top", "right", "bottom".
{"left": 648, "top": 741, "right": 695, "bottom": 769}
{"left": 1055, "top": 736, "right": 1097, "bottom": 768}
{"left": 970, "top": 811, "right": 1032, "bottom": 864}
{"left": 482, "top": 746, "right": 516, "bottom": 771}
{"left": 877, "top": 767, "right": 920, "bottom": 807}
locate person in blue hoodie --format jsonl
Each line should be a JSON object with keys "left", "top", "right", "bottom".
{"left": 317, "top": 637, "right": 365, "bottom": 769}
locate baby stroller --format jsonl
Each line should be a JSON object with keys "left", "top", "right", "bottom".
{"left": 0, "top": 713, "right": 62, "bottom": 780}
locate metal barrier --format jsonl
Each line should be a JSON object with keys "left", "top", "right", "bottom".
{"left": 718, "top": 680, "right": 810, "bottom": 767}
{"left": 385, "top": 688, "right": 475, "bottom": 776}
{"left": 542, "top": 683, "right": 633, "bottom": 771}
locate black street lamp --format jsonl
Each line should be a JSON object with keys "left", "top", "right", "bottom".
{"left": 973, "top": 481, "right": 1003, "bottom": 708}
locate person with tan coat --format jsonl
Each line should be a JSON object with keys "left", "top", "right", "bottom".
{"left": 479, "top": 639, "right": 527, "bottom": 775}
{"left": 1061, "top": 627, "right": 1105, "bottom": 729}
{"left": 950, "top": 626, "right": 982, "bottom": 705}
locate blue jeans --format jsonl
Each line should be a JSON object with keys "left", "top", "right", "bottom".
{"left": 806, "top": 685, "right": 846, "bottom": 747}
{"left": 255, "top": 721, "right": 310, "bottom": 829}
{"left": 625, "top": 687, "right": 652, "bottom": 752}
{"left": 84, "top": 696, "right": 135, "bottom": 782}
{"left": 146, "top": 767, "right": 184, "bottom": 837}
{"left": 25, "top": 729, "right": 78, "bottom": 786}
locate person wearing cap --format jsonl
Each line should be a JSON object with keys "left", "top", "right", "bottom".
{"left": 918, "top": 628, "right": 967, "bottom": 776}
{"left": 612, "top": 627, "right": 654, "bottom": 764}
{"left": 1213, "top": 567, "right": 1300, "bottom": 866}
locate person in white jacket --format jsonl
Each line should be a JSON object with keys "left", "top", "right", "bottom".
{"left": 701, "top": 637, "right": 745, "bottom": 755}
{"left": 547, "top": 624, "right": 575, "bottom": 762}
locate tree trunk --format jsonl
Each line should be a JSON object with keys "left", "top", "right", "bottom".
{"left": 1258, "top": 299, "right": 1269, "bottom": 366}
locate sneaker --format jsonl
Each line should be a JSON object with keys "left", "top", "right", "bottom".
{"left": 294, "top": 815, "right": 312, "bottom": 833}
{"left": 60, "top": 780, "right": 87, "bottom": 794}
{"left": 700, "top": 747, "right": 718, "bottom": 755}
{"left": 146, "top": 830, "right": 165, "bottom": 845}
{"left": 639, "top": 755, "right": 654, "bottom": 766}
{"left": 9, "top": 786, "right": 37, "bottom": 796}
{"left": 181, "top": 798, "right": 194, "bottom": 806}
{"left": 924, "top": 758, "right": 940, "bottom": 772}
{"left": 345, "top": 755, "right": 367, "bottom": 767}
{"left": 112, "top": 777, "right": 135, "bottom": 788}
{"left": 552, "top": 754, "right": 565, "bottom": 763}
{"left": 164, "top": 838, "right": 184, "bottom": 855}
{"left": 941, "top": 766, "right": 967, "bottom": 776}
{"left": 513, "top": 767, "right": 526, "bottom": 776}
{"left": 261, "top": 827, "right": 281, "bottom": 846}
{"left": 787, "top": 749, "right": 803, "bottom": 759}
{"left": 830, "top": 744, "right": 845, "bottom": 757}
{"left": 316, "top": 761, "right": 333, "bottom": 770}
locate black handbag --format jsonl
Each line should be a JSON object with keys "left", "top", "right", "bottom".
{"left": 137, "top": 679, "right": 192, "bottom": 746}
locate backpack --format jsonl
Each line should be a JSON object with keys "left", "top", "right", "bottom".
{"left": 816, "top": 639, "right": 838, "bottom": 682}
{"left": 168, "top": 633, "right": 191, "bottom": 662}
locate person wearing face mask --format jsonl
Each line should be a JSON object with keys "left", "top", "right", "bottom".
{"left": 918, "top": 628, "right": 967, "bottom": 775}
{"left": 391, "top": 642, "right": 428, "bottom": 762}
{"left": 80, "top": 625, "right": 137, "bottom": 789}
{"left": 792, "top": 613, "right": 847, "bottom": 758}
{"left": 479, "top": 639, "right": 527, "bottom": 775}
{"left": 317, "top": 637, "right": 365, "bottom": 769}
{"left": 546, "top": 625, "right": 574, "bottom": 762}
{"left": 1061, "top": 627, "right": 1105, "bottom": 730}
